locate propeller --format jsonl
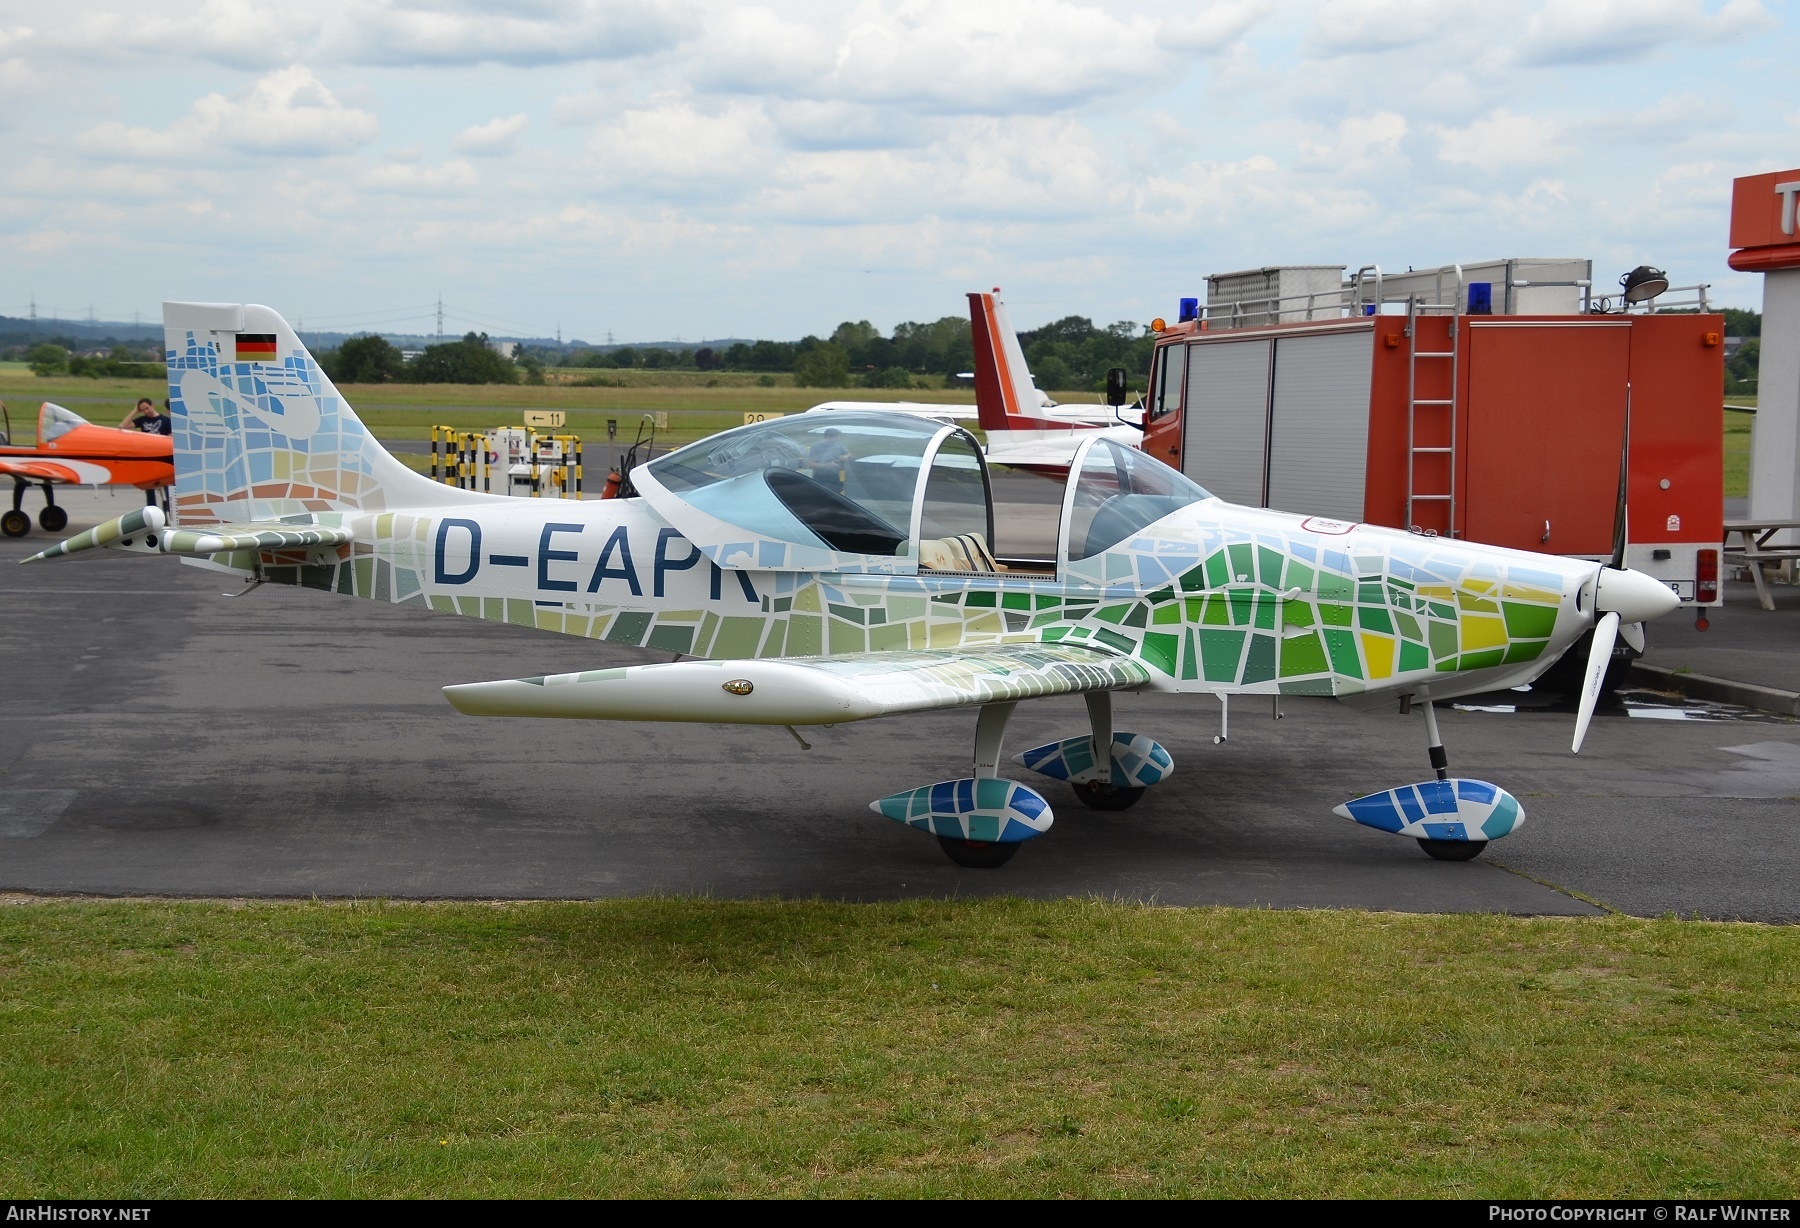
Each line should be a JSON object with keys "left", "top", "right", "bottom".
{"left": 1572, "top": 611, "right": 1620, "bottom": 753}
{"left": 1571, "top": 385, "right": 1678, "bottom": 753}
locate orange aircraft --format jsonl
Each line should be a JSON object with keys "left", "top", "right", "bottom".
{"left": 0, "top": 402, "right": 173, "bottom": 537}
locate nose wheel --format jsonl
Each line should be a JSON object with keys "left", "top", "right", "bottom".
{"left": 936, "top": 836, "right": 1020, "bottom": 868}
{"left": 1417, "top": 837, "right": 1487, "bottom": 861}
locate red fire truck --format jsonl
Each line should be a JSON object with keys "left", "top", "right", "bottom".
{"left": 1137, "top": 261, "right": 1725, "bottom": 643}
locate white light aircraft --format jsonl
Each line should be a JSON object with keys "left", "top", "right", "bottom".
{"left": 24, "top": 302, "right": 1680, "bottom": 868}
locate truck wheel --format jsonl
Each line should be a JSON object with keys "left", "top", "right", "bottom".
{"left": 937, "top": 837, "right": 1019, "bottom": 868}
{"left": 1, "top": 510, "right": 29, "bottom": 537}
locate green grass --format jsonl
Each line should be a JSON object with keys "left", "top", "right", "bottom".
{"left": 1726, "top": 398, "right": 1756, "bottom": 499}
{"left": 0, "top": 899, "right": 1793, "bottom": 1198}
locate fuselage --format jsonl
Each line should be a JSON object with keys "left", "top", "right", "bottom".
{"left": 236, "top": 485, "right": 1597, "bottom": 708}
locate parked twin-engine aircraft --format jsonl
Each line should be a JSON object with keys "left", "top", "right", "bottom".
{"left": 25, "top": 302, "right": 1680, "bottom": 867}
{"left": 0, "top": 402, "right": 174, "bottom": 537}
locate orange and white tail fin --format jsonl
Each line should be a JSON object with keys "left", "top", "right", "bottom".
{"left": 968, "top": 290, "right": 1057, "bottom": 432}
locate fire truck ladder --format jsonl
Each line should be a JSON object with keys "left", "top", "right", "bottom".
{"left": 1404, "top": 293, "right": 1460, "bottom": 537}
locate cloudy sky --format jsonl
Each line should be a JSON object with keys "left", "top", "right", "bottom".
{"left": 0, "top": 0, "right": 1791, "bottom": 342}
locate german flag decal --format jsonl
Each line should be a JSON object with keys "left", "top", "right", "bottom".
{"left": 235, "top": 334, "right": 279, "bottom": 362}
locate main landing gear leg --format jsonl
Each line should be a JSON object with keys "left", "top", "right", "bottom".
{"left": 938, "top": 701, "right": 1022, "bottom": 868}
{"left": 1, "top": 479, "right": 29, "bottom": 538}
{"left": 37, "top": 482, "right": 65, "bottom": 533}
{"left": 1417, "top": 699, "right": 1485, "bottom": 862}
{"left": 1073, "top": 690, "right": 1144, "bottom": 811}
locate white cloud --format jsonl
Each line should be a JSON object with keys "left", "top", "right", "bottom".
{"left": 1577, "top": 92, "right": 1735, "bottom": 144}
{"left": 586, "top": 99, "right": 777, "bottom": 196}
{"left": 454, "top": 113, "right": 529, "bottom": 156}
{"left": 336, "top": 0, "right": 688, "bottom": 66}
{"left": 1521, "top": 0, "right": 1774, "bottom": 66}
{"left": 686, "top": 0, "right": 1158, "bottom": 116}
{"left": 76, "top": 66, "right": 378, "bottom": 160}
{"left": 362, "top": 159, "right": 479, "bottom": 194}
{"left": 1432, "top": 108, "right": 1568, "bottom": 169}
{"left": 1297, "top": 111, "right": 1409, "bottom": 175}
{"left": 47, "top": 0, "right": 321, "bottom": 69}
{"left": 1306, "top": 0, "right": 1481, "bottom": 57}
{"left": 1155, "top": 0, "right": 1271, "bottom": 55}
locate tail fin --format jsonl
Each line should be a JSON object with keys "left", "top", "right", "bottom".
{"left": 968, "top": 290, "right": 1054, "bottom": 432}
{"left": 163, "top": 301, "right": 468, "bottom": 526}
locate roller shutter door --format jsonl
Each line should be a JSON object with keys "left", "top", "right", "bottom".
{"left": 1265, "top": 330, "right": 1372, "bottom": 521}
{"left": 1181, "top": 338, "right": 1272, "bottom": 507}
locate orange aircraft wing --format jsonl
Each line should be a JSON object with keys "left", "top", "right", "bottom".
{"left": 0, "top": 458, "right": 84, "bottom": 484}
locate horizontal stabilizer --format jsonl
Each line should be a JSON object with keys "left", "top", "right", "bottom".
{"left": 445, "top": 642, "right": 1152, "bottom": 726}
{"left": 21, "top": 506, "right": 350, "bottom": 564}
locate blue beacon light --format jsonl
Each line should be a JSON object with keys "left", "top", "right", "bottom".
{"left": 1178, "top": 297, "right": 1199, "bottom": 323}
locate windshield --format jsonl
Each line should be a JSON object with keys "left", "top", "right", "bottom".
{"left": 1067, "top": 439, "right": 1213, "bottom": 561}
{"left": 39, "top": 402, "right": 88, "bottom": 444}
{"left": 645, "top": 411, "right": 951, "bottom": 556}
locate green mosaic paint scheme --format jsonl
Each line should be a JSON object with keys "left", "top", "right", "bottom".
{"left": 151, "top": 330, "right": 1579, "bottom": 705}
{"left": 228, "top": 503, "right": 1575, "bottom": 703}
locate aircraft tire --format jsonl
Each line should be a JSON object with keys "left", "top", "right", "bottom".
{"left": 937, "top": 836, "right": 1020, "bottom": 868}
{"left": 1, "top": 509, "right": 30, "bottom": 537}
{"left": 1072, "top": 781, "right": 1146, "bottom": 811}
{"left": 38, "top": 505, "right": 67, "bottom": 533}
{"left": 1417, "top": 838, "right": 1487, "bottom": 862}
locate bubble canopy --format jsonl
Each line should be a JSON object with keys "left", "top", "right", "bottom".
{"left": 636, "top": 411, "right": 985, "bottom": 573}
{"left": 632, "top": 408, "right": 1212, "bottom": 576}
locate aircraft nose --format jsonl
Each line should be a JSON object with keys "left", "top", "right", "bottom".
{"left": 1595, "top": 567, "right": 1680, "bottom": 624}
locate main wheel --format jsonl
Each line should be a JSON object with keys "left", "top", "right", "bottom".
{"left": 1, "top": 509, "right": 29, "bottom": 538}
{"left": 38, "top": 505, "right": 67, "bottom": 532}
{"left": 1417, "top": 838, "right": 1487, "bottom": 862}
{"left": 1072, "top": 781, "right": 1145, "bottom": 811}
{"left": 937, "top": 836, "right": 1020, "bottom": 868}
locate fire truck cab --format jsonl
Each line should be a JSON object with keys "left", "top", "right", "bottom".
{"left": 1139, "top": 259, "right": 1725, "bottom": 613}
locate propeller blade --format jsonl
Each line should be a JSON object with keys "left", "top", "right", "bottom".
{"left": 1610, "top": 386, "right": 1631, "bottom": 570}
{"left": 1619, "top": 620, "right": 1645, "bottom": 653}
{"left": 1572, "top": 611, "right": 1621, "bottom": 754}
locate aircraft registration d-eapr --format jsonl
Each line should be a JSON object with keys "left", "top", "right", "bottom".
{"left": 24, "top": 302, "right": 1680, "bottom": 869}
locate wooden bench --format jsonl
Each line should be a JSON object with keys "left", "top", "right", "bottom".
{"left": 1724, "top": 519, "right": 1800, "bottom": 610}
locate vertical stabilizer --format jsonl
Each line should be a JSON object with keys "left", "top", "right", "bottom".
{"left": 968, "top": 291, "right": 1053, "bottom": 432}
{"left": 163, "top": 302, "right": 472, "bottom": 526}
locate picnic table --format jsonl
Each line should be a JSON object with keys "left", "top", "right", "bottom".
{"left": 1724, "top": 519, "right": 1800, "bottom": 610}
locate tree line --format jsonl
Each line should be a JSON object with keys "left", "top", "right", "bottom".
{"left": 22, "top": 341, "right": 165, "bottom": 379}
{"left": 552, "top": 314, "right": 1157, "bottom": 392}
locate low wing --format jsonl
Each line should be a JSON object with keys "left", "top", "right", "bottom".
{"left": 20, "top": 506, "right": 351, "bottom": 564}
{"left": 0, "top": 458, "right": 82, "bottom": 484}
{"left": 444, "top": 642, "right": 1152, "bottom": 726}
